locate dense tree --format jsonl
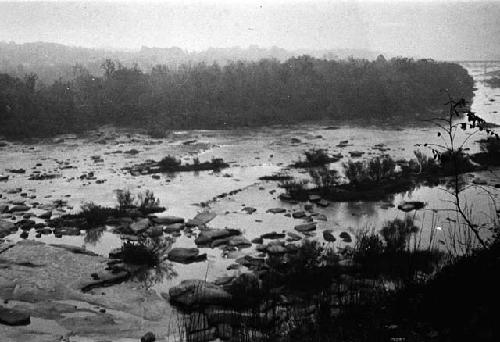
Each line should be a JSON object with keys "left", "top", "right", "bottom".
{"left": 0, "top": 56, "right": 473, "bottom": 139}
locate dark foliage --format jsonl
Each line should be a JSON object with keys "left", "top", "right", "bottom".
{"left": 471, "top": 137, "right": 500, "bottom": 166}
{"left": 293, "top": 148, "right": 339, "bottom": 167}
{"left": 0, "top": 57, "right": 473, "bottom": 139}
{"left": 485, "top": 76, "right": 500, "bottom": 88}
{"left": 121, "top": 236, "right": 171, "bottom": 267}
{"left": 79, "top": 202, "right": 120, "bottom": 228}
{"left": 158, "top": 155, "right": 181, "bottom": 170}
{"left": 353, "top": 219, "right": 443, "bottom": 280}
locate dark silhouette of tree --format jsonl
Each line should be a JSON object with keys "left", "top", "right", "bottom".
{"left": 0, "top": 57, "right": 473, "bottom": 139}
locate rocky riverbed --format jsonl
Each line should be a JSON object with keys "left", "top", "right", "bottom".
{"left": 1, "top": 62, "right": 500, "bottom": 341}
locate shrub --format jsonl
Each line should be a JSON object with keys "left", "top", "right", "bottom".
{"left": 411, "top": 150, "right": 439, "bottom": 174}
{"left": 264, "top": 239, "right": 338, "bottom": 293}
{"left": 343, "top": 155, "right": 397, "bottom": 185}
{"left": 137, "top": 190, "right": 162, "bottom": 214}
{"left": 439, "top": 149, "right": 475, "bottom": 175}
{"left": 121, "top": 236, "right": 172, "bottom": 266}
{"left": 309, "top": 167, "right": 339, "bottom": 189}
{"left": 381, "top": 216, "right": 419, "bottom": 253}
{"left": 159, "top": 155, "right": 181, "bottom": 170}
{"left": 294, "top": 148, "right": 333, "bottom": 167}
{"left": 115, "top": 189, "right": 135, "bottom": 210}
{"left": 304, "top": 148, "right": 331, "bottom": 165}
{"left": 354, "top": 228, "right": 385, "bottom": 263}
{"left": 80, "top": 202, "right": 117, "bottom": 228}
{"left": 280, "top": 178, "right": 310, "bottom": 201}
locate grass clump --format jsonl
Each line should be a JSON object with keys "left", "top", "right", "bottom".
{"left": 293, "top": 148, "right": 339, "bottom": 168}
{"left": 353, "top": 217, "right": 444, "bottom": 279}
{"left": 343, "top": 155, "right": 397, "bottom": 185}
{"left": 79, "top": 202, "right": 119, "bottom": 228}
{"left": 121, "top": 236, "right": 172, "bottom": 267}
{"left": 158, "top": 155, "right": 182, "bottom": 170}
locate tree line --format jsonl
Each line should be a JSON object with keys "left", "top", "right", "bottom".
{"left": 0, "top": 55, "right": 473, "bottom": 139}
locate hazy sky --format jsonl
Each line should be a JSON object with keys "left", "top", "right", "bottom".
{"left": 1, "top": 0, "right": 499, "bottom": 60}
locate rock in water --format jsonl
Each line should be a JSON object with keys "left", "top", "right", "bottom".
{"left": 339, "top": 232, "right": 352, "bottom": 242}
{"left": 397, "top": 201, "right": 425, "bottom": 212}
{"left": 150, "top": 215, "right": 184, "bottom": 225}
{"left": 0, "top": 307, "right": 30, "bottom": 326}
{"left": 186, "top": 211, "right": 217, "bottom": 227}
{"left": 129, "top": 218, "right": 150, "bottom": 234}
{"left": 169, "top": 280, "right": 232, "bottom": 308}
{"left": 167, "top": 248, "right": 207, "bottom": 264}
{"left": 141, "top": 331, "right": 156, "bottom": 342}
{"left": 323, "top": 230, "right": 336, "bottom": 242}
{"left": 294, "top": 222, "right": 316, "bottom": 232}
{"left": 266, "top": 208, "right": 286, "bottom": 214}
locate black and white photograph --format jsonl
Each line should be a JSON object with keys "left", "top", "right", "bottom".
{"left": 1, "top": 1, "right": 500, "bottom": 341}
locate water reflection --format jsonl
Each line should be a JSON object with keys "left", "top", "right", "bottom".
{"left": 131, "top": 262, "right": 178, "bottom": 290}
{"left": 84, "top": 227, "right": 105, "bottom": 245}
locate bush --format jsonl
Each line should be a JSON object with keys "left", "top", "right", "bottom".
{"left": 121, "top": 236, "right": 172, "bottom": 266}
{"left": 471, "top": 137, "right": 500, "bottom": 166}
{"left": 264, "top": 239, "right": 338, "bottom": 293}
{"left": 294, "top": 148, "right": 335, "bottom": 167}
{"left": 80, "top": 202, "right": 117, "bottom": 228}
{"left": 354, "top": 228, "right": 385, "bottom": 263}
{"left": 439, "top": 149, "right": 475, "bottom": 175}
{"left": 343, "top": 155, "right": 397, "bottom": 185}
{"left": 280, "top": 178, "right": 310, "bottom": 201}
{"left": 381, "top": 216, "right": 419, "bottom": 253}
{"left": 159, "top": 155, "right": 181, "bottom": 170}
{"left": 309, "top": 167, "right": 339, "bottom": 189}
{"left": 115, "top": 189, "right": 135, "bottom": 210}
{"left": 410, "top": 150, "right": 439, "bottom": 174}
{"left": 137, "top": 190, "right": 162, "bottom": 214}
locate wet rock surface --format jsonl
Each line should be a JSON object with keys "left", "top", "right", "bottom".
{"left": 0, "top": 240, "right": 177, "bottom": 341}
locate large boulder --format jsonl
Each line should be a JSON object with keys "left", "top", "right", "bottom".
{"left": 167, "top": 248, "right": 207, "bottom": 264}
{"left": 226, "top": 236, "right": 252, "bottom": 248}
{"left": 339, "top": 232, "right": 352, "bottom": 242}
{"left": 150, "top": 215, "right": 184, "bottom": 225}
{"left": 266, "top": 208, "right": 286, "bottom": 214}
{"left": 163, "top": 223, "right": 185, "bottom": 234}
{"left": 323, "top": 230, "right": 336, "bottom": 242}
{"left": 141, "top": 332, "right": 156, "bottom": 342}
{"left": 8, "top": 204, "right": 30, "bottom": 213}
{"left": 195, "top": 229, "right": 240, "bottom": 246}
{"left": 0, "top": 307, "right": 30, "bottom": 326}
{"left": 397, "top": 201, "right": 425, "bottom": 212}
{"left": 129, "top": 218, "right": 150, "bottom": 234}
{"left": 169, "top": 280, "right": 232, "bottom": 308}
{"left": 292, "top": 211, "right": 306, "bottom": 219}
{"left": 146, "top": 226, "right": 163, "bottom": 238}
{"left": 294, "top": 222, "right": 316, "bottom": 232}
{"left": 186, "top": 211, "right": 217, "bottom": 227}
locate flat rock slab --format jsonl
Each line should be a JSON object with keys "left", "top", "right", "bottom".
{"left": 0, "top": 307, "right": 30, "bottom": 326}
{"left": 0, "top": 240, "right": 179, "bottom": 341}
{"left": 168, "top": 280, "right": 232, "bottom": 308}
{"left": 294, "top": 222, "right": 317, "bottom": 232}
{"left": 195, "top": 228, "right": 240, "bottom": 246}
{"left": 266, "top": 208, "right": 286, "bottom": 214}
{"left": 150, "top": 215, "right": 184, "bottom": 225}
{"left": 163, "top": 223, "right": 185, "bottom": 233}
{"left": 188, "top": 212, "right": 216, "bottom": 227}
{"left": 168, "top": 248, "right": 207, "bottom": 264}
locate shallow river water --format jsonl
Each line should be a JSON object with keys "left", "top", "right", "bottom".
{"left": 1, "top": 62, "right": 500, "bottom": 300}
